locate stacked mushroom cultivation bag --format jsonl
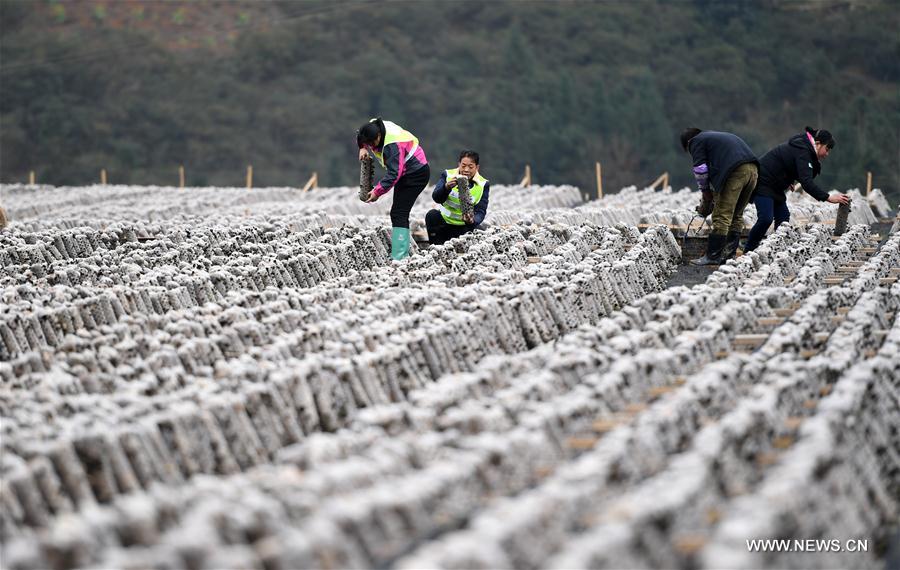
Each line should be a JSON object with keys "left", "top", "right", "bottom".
{"left": 1, "top": 181, "right": 896, "bottom": 570}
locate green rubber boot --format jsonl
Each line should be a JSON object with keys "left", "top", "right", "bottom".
{"left": 391, "top": 227, "right": 410, "bottom": 261}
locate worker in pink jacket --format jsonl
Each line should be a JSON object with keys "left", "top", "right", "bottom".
{"left": 357, "top": 117, "right": 430, "bottom": 260}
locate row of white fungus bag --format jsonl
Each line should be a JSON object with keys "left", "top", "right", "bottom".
{"left": 3, "top": 181, "right": 887, "bottom": 236}
{"left": 0, "top": 179, "right": 896, "bottom": 569}
{"left": 2, "top": 222, "right": 896, "bottom": 569}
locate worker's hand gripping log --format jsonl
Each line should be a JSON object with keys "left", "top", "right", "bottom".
{"left": 695, "top": 189, "right": 714, "bottom": 217}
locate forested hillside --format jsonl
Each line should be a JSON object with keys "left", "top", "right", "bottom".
{"left": 1, "top": 0, "right": 897, "bottom": 201}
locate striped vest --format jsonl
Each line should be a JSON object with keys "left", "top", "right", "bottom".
{"left": 371, "top": 120, "right": 419, "bottom": 168}
{"left": 439, "top": 168, "right": 488, "bottom": 225}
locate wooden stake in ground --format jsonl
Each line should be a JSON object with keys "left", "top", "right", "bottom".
{"left": 301, "top": 172, "right": 318, "bottom": 192}
{"left": 595, "top": 161, "right": 603, "bottom": 199}
{"left": 101, "top": 169, "right": 107, "bottom": 185}
{"left": 29, "top": 171, "right": 35, "bottom": 185}
{"left": 520, "top": 164, "right": 532, "bottom": 187}
{"left": 179, "top": 165, "right": 185, "bottom": 189}
{"left": 866, "top": 171, "right": 872, "bottom": 196}
{"left": 649, "top": 171, "right": 669, "bottom": 191}
{"left": 246, "top": 165, "right": 253, "bottom": 189}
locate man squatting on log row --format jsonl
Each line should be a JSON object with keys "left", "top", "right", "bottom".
{"left": 681, "top": 128, "right": 759, "bottom": 266}
{"left": 425, "top": 150, "right": 491, "bottom": 245}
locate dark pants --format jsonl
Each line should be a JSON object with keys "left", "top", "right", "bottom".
{"left": 745, "top": 194, "right": 790, "bottom": 252}
{"left": 390, "top": 164, "right": 430, "bottom": 228}
{"left": 425, "top": 209, "right": 475, "bottom": 245}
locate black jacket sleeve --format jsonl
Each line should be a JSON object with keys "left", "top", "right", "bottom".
{"left": 795, "top": 154, "right": 829, "bottom": 201}
{"left": 473, "top": 183, "right": 489, "bottom": 226}
{"left": 432, "top": 171, "right": 450, "bottom": 203}
{"left": 688, "top": 140, "right": 710, "bottom": 192}
{"left": 690, "top": 139, "right": 707, "bottom": 168}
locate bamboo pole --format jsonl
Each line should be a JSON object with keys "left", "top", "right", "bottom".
{"left": 179, "top": 165, "right": 185, "bottom": 189}
{"left": 246, "top": 165, "right": 253, "bottom": 189}
{"left": 29, "top": 171, "right": 35, "bottom": 185}
{"left": 301, "top": 172, "right": 318, "bottom": 192}
{"left": 596, "top": 161, "right": 603, "bottom": 199}
{"left": 101, "top": 169, "right": 107, "bottom": 185}
{"left": 866, "top": 171, "right": 872, "bottom": 196}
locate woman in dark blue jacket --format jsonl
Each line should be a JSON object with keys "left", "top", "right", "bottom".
{"left": 744, "top": 127, "right": 849, "bottom": 252}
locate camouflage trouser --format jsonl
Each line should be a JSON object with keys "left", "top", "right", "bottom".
{"left": 711, "top": 163, "right": 758, "bottom": 235}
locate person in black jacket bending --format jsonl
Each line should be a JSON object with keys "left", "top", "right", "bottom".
{"left": 681, "top": 128, "right": 759, "bottom": 265}
{"left": 744, "top": 127, "right": 850, "bottom": 253}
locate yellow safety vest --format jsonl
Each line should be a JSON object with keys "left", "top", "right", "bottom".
{"left": 440, "top": 168, "right": 488, "bottom": 226}
{"left": 370, "top": 120, "right": 420, "bottom": 168}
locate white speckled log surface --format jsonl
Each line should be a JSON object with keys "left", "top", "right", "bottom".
{"left": 0, "top": 182, "right": 896, "bottom": 569}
